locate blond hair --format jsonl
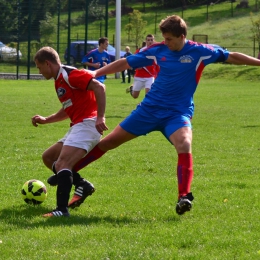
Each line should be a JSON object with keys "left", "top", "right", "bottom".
{"left": 34, "top": 47, "right": 61, "bottom": 64}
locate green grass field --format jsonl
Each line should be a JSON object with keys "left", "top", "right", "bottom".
{"left": 1, "top": 69, "right": 260, "bottom": 259}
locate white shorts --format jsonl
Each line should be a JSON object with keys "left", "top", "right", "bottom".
{"left": 58, "top": 118, "right": 101, "bottom": 153}
{"left": 133, "top": 77, "right": 154, "bottom": 91}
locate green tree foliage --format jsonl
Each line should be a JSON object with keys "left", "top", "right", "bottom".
{"left": 39, "top": 12, "right": 57, "bottom": 45}
{"left": 0, "top": 0, "right": 19, "bottom": 42}
{"left": 89, "top": 0, "right": 105, "bottom": 20}
{"left": 125, "top": 10, "right": 147, "bottom": 48}
{"left": 1, "top": 0, "right": 58, "bottom": 43}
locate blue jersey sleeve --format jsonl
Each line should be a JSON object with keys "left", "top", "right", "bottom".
{"left": 81, "top": 51, "right": 93, "bottom": 64}
{"left": 126, "top": 52, "right": 154, "bottom": 69}
{"left": 81, "top": 55, "right": 88, "bottom": 63}
{"left": 200, "top": 44, "right": 229, "bottom": 64}
{"left": 214, "top": 48, "right": 229, "bottom": 63}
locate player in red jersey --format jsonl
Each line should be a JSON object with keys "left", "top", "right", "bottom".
{"left": 32, "top": 46, "right": 108, "bottom": 217}
{"left": 126, "top": 34, "right": 160, "bottom": 98}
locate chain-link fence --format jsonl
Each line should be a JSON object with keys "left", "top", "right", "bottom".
{"left": 0, "top": 0, "right": 111, "bottom": 79}
{"left": 1, "top": 0, "right": 260, "bottom": 79}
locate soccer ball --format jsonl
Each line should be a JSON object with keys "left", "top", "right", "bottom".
{"left": 21, "top": 179, "right": 47, "bottom": 205}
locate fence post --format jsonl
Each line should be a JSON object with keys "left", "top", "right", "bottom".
{"left": 67, "top": 0, "right": 71, "bottom": 65}
{"left": 100, "top": 22, "right": 102, "bottom": 37}
{"left": 27, "top": 0, "right": 32, "bottom": 80}
{"left": 231, "top": 0, "right": 234, "bottom": 17}
{"left": 206, "top": 0, "right": 209, "bottom": 21}
{"left": 105, "top": 0, "right": 108, "bottom": 37}
{"left": 84, "top": 0, "right": 89, "bottom": 59}
{"left": 154, "top": 11, "right": 157, "bottom": 35}
{"left": 16, "top": 0, "right": 21, "bottom": 80}
{"left": 181, "top": 2, "right": 184, "bottom": 18}
{"left": 57, "top": 0, "right": 60, "bottom": 53}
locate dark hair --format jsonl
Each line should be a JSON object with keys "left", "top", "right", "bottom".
{"left": 34, "top": 46, "right": 60, "bottom": 64}
{"left": 146, "top": 34, "right": 154, "bottom": 39}
{"left": 99, "top": 37, "right": 109, "bottom": 45}
{"left": 159, "top": 15, "right": 187, "bottom": 37}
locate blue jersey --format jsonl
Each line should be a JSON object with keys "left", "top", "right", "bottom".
{"left": 82, "top": 48, "right": 111, "bottom": 83}
{"left": 126, "top": 40, "right": 229, "bottom": 118}
{"left": 123, "top": 52, "right": 132, "bottom": 58}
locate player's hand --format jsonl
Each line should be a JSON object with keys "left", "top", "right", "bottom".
{"left": 31, "top": 115, "right": 47, "bottom": 127}
{"left": 94, "top": 62, "right": 101, "bottom": 69}
{"left": 95, "top": 117, "right": 108, "bottom": 135}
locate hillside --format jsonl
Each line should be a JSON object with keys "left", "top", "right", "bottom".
{"left": 64, "top": 0, "right": 259, "bottom": 56}
{"left": 1, "top": 0, "right": 260, "bottom": 76}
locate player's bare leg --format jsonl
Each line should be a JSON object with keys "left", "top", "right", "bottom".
{"left": 169, "top": 127, "right": 194, "bottom": 215}
{"left": 43, "top": 146, "right": 89, "bottom": 217}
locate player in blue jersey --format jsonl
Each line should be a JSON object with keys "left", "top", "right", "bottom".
{"left": 81, "top": 37, "right": 111, "bottom": 83}
{"left": 69, "top": 15, "right": 260, "bottom": 215}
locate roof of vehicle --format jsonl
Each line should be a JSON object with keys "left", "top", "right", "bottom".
{"left": 71, "top": 40, "right": 98, "bottom": 44}
{"left": 69, "top": 40, "right": 119, "bottom": 53}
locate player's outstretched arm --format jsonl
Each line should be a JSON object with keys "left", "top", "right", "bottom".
{"left": 95, "top": 58, "right": 130, "bottom": 78}
{"left": 31, "top": 108, "right": 68, "bottom": 127}
{"left": 226, "top": 52, "right": 260, "bottom": 66}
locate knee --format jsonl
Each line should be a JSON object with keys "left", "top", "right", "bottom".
{"left": 131, "top": 92, "right": 139, "bottom": 99}
{"left": 174, "top": 136, "right": 192, "bottom": 153}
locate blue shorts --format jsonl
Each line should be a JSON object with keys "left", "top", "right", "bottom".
{"left": 119, "top": 104, "right": 192, "bottom": 142}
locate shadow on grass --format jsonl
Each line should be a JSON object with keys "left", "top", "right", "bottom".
{"left": 0, "top": 204, "right": 180, "bottom": 229}
{"left": 241, "top": 125, "right": 260, "bottom": 128}
{"left": 106, "top": 115, "right": 125, "bottom": 119}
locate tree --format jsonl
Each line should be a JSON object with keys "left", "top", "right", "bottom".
{"left": 237, "top": 0, "right": 249, "bottom": 8}
{"left": 0, "top": 0, "right": 19, "bottom": 42}
{"left": 125, "top": 10, "right": 147, "bottom": 49}
{"left": 89, "top": 0, "right": 105, "bottom": 20}
{"left": 0, "top": 0, "right": 58, "bottom": 42}
{"left": 40, "top": 12, "right": 57, "bottom": 44}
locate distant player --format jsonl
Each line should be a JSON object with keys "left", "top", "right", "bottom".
{"left": 121, "top": 46, "right": 133, "bottom": 83}
{"left": 82, "top": 37, "right": 111, "bottom": 83}
{"left": 126, "top": 34, "right": 160, "bottom": 99}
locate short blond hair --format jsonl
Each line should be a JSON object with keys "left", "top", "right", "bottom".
{"left": 34, "top": 47, "right": 61, "bottom": 64}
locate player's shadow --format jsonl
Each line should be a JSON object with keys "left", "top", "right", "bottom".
{"left": 0, "top": 204, "right": 180, "bottom": 230}
{"left": 105, "top": 115, "right": 125, "bottom": 119}
{"left": 242, "top": 125, "right": 260, "bottom": 128}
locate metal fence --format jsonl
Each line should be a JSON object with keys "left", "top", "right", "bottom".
{"left": 0, "top": 0, "right": 111, "bottom": 79}
{"left": 1, "top": 0, "right": 260, "bottom": 79}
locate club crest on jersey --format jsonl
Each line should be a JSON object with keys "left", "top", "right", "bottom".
{"left": 179, "top": 55, "right": 193, "bottom": 63}
{"left": 62, "top": 99, "right": 72, "bottom": 109}
{"left": 57, "top": 87, "right": 66, "bottom": 97}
